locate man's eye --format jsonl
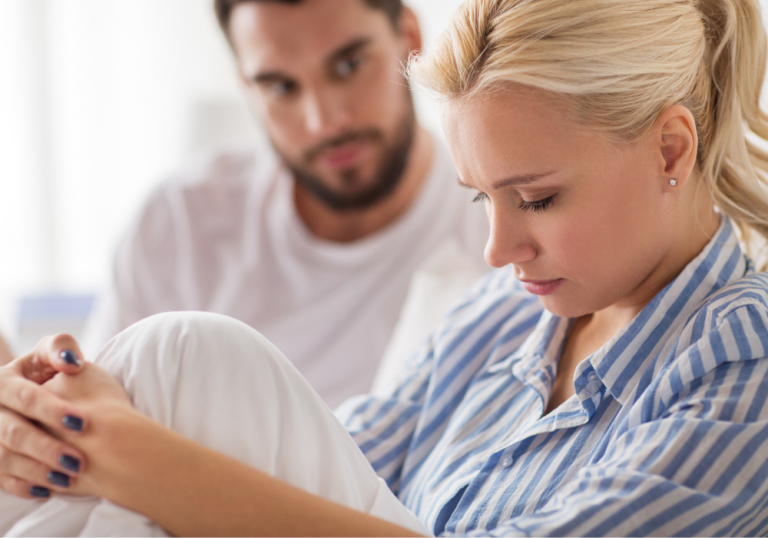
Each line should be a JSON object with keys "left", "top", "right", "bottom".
{"left": 335, "top": 56, "right": 363, "bottom": 78}
{"left": 267, "top": 80, "right": 298, "bottom": 97}
{"left": 472, "top": 192, "right": 488, "bottom": 203}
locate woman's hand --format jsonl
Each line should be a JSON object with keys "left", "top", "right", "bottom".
{"left": 40, "top": 356, "right": 136, "bottom": 498}
{"left": 0, "top": 333, "right": 131, "bottom": 500}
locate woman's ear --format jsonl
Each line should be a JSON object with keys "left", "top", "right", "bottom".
{"left": 656, "top": 105, "right": 699, "bottom": 190}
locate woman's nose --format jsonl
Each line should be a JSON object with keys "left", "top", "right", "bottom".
{"left": 484, "top": 210, "right": 537, "bottom": 268}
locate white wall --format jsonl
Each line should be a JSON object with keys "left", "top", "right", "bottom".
{"left": 1, "top": 0, "right": 766, "bottom": 349}
{"left": 0, "top": 0, "right": 465, "bottom": 349}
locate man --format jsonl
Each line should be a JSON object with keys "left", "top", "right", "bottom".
{"left": 0, "top": 335, "right": 11, "bottom": 366}
{"left": 82, "top": 0, "right": 488, "bottom": 407}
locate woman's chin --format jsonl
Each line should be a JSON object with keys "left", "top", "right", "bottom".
{"left": 536, "top": 293, "right": 596, "bottom": 320}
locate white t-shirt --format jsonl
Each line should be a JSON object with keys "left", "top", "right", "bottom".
{"left": 83, "top": 137, "right": 489, "bottom": 407}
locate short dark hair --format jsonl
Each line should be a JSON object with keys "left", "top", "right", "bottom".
{"left": 214, "top": 0, "right": 403, "bottom": 40}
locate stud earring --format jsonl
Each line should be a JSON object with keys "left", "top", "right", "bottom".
{"left": 669, "top": 178, "right": 677, "bottom": 186}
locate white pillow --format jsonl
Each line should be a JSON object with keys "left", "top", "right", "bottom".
{"left": 370, "top": 240, "right": 490, "bottom": 396}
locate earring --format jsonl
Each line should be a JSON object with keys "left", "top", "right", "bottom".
{"left": 669, "top": 178, "right": 677, "bottom": 186}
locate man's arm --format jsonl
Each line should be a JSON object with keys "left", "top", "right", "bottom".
{"left": 0, "top": 334, "right": 13, "bottom": 366}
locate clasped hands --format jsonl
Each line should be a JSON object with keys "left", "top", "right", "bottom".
{"left": 0, "top": 335, "right": 132, "bottom": 500}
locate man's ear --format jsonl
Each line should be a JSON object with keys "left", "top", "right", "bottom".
{"left": 398, "top": 7, "right": 423, "bottom": 56}
{"left": 656, "top": 104, "right": 699, "bottom": 190}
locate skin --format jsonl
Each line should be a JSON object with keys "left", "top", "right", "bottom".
{"left": 0, "top": 39, "right": 723, "bottom": 538}
{"left": 0, "top": 1, "right": 434, "bottom": 534}
{"left": 441, "top": 87, "right": 719, "bottom": 412}
{"left": 0, "top": 86, "right": 721, "bottom": 534}
{"left": 231, "top": 0, "right": 434, "bottom": 242}
{"left": 0, "top": 335, "right": 13, "bottom": 366}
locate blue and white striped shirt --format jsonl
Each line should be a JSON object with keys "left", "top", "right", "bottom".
{"left": 336, "top": 216, "right": 768, "bottom": 536}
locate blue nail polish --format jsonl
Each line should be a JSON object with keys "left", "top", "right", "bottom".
{"left": 59, "top": 350, "right": 81, "bottom": 367}
{"left": 62, "top": 415, "right": 83, "bottom": 432}
{"left": 48, "top": 471, "right": 70, "bottom": 488}
{"left": 59, "top": 455, "right": 81, "bottom": 473}
{"left": 29, "top": 486, "right": 51, "bottom": 498}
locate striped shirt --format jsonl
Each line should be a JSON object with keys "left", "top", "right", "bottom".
{"left": 336, "top": 215, "right": 768, "bottom": 536}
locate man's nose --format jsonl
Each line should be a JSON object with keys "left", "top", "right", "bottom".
{"left": 484, "top": 206, "right": 537, "bottom": 268}
{"left": 302, "top": 89, "right": 353, "bottom": 138}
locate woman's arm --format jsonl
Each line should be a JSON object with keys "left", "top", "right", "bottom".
{"left": 0, "top": 332, "right": 424, "bottom": 536}
{"left": 76, "top": 401, "right": 421, "bottom": 537}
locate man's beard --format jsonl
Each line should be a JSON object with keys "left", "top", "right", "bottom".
{"left": 277, "top": 105, "right": 416, "bottom": 213}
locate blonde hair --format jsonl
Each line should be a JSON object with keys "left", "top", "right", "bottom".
{"left": 409, "top": 0, "right": 768, "bottom": 266}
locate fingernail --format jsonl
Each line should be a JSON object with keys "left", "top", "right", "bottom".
{"left": 48, "top": 471, "right": 70, "bottom": 488}
{"left": 29, "top": 486, "right": 51, "bottom": 498}
{"left": 59, "top": 350, "right": 81, "bottom": 367}
{"left": 59, "top": 455, "right": 81, "bottom": 473}
{"left": 62, "top": 415, "right": 83, "bottom": 432}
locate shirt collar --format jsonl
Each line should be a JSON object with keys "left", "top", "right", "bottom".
{"left": 511, "top": 216, "right": 750, "bottom": 409}
{"left": 583, "top": 215, "right": 750, "bottom": 405}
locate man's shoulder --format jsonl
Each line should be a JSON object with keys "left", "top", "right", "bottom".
{"left": 157, "top": 139, "right": 279, "bottom": 198}
{"left": 137, "top": 140, "right": 279, "bottom": 218}
{"left": 123, "top": 140, "right": 282, "bottom": 248}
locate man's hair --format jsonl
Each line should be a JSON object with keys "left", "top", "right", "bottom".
{"left": 214, "top": 0, "right": 403, "bottom": 39}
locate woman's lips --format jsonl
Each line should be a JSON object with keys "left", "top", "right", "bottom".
{"left": 520, "top": 278, "right": 564, "bottom": 296}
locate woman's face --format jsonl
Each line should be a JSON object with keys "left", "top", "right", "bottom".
{"left": 441, "top": 88, "right": 681, "bottom": 318}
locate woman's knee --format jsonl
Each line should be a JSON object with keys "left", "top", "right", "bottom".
{"left": 95, "top": 312, "right": 276, "bottom": 373}
{"left": 92, "top": 312, "right": 288, "bottom": 422}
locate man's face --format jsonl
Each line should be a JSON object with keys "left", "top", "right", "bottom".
{"left": 230, "top": 0, "right": 418, "bottom": 211}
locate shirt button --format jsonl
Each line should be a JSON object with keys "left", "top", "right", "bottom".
{"left": 501, "top": 455, "right": 513, "bottom": 468}
{"left": 588, "top": 372, "right": 600, "bottom": 386}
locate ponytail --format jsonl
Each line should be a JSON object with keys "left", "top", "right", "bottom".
{"left": 409, "top": 0, "right": 768, "bottom": 267}
{"left": 698, "top": 0, "right": 768, "bottom": 265}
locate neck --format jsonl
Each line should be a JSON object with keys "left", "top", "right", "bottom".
{"left": 293, "top": 127, "right": 433, "bottom": 243}
{"left": 587, "top": 178, "right": 721, "bottom": 342}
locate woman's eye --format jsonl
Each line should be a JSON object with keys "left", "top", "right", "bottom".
{"left": 519, "top": 195, "right": 556, "bottom": 213}
{"left": 472, "top": 192, "right": 488, "bottom": 203}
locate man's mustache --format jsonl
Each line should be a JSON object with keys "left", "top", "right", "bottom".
{"left": 303, "top": 129, "right": 384, "bottom": 164}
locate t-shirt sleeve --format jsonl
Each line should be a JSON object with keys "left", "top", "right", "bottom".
{"left": 81, "top": 186, "right": 179, "bottom": 359}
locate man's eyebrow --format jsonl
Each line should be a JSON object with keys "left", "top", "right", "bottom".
{"left": 457, "top": 172, "right": 557, "bottom": 190}
{"left": 251, "top": 38, "right": 373, "bottom": 85}
{"left": 327, "top": 37, "right": 372, "bottom": 65}
{"left": 252, "top": 71, "right": 291, "bottom": 85}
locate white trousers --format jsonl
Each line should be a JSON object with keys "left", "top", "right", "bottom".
{"left": 0, "top": 312, "right": 429, "bottom": 537}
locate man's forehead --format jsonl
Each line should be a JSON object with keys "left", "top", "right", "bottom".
{"left": 230, "top": 0, "right": 394, "bottom": 76}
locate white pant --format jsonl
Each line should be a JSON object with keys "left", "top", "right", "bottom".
{"left": 0, "top": 312, "right": 429, "bottom": 537}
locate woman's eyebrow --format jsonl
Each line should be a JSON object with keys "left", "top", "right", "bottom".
{"left": 457, "top": 171, "right": 558, "bottom": 190}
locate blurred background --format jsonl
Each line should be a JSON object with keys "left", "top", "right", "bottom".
{"left": 2, "top": 0, "right": 768, "bottom": 354}
{"left": 0, "top": 0, "right": 466, "bottom": 353}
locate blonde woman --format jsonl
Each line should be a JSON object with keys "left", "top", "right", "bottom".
{"left": 1, "top": 0, "right": 768, "bottom": 535}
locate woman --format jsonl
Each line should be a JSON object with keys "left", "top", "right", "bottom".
{"left": 1, "top": 0, "right": 768, "bottom": 535}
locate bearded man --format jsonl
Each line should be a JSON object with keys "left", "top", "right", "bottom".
{"left": 83, "top": 0, "right": 488, "bottom": 407}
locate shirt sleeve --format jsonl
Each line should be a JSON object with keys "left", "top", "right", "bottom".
{"left": 462, "top": 304, "right": 768, "bottom": 537}
{"left": 335, "top": 336, "right": 435, "bottom": 495}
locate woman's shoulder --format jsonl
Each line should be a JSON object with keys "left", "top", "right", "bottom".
{"left": 690, "top": 272, "right": 768, "bottom": 334}
{"left": 674, "top": 272, "right": 768, "bottom": 368}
